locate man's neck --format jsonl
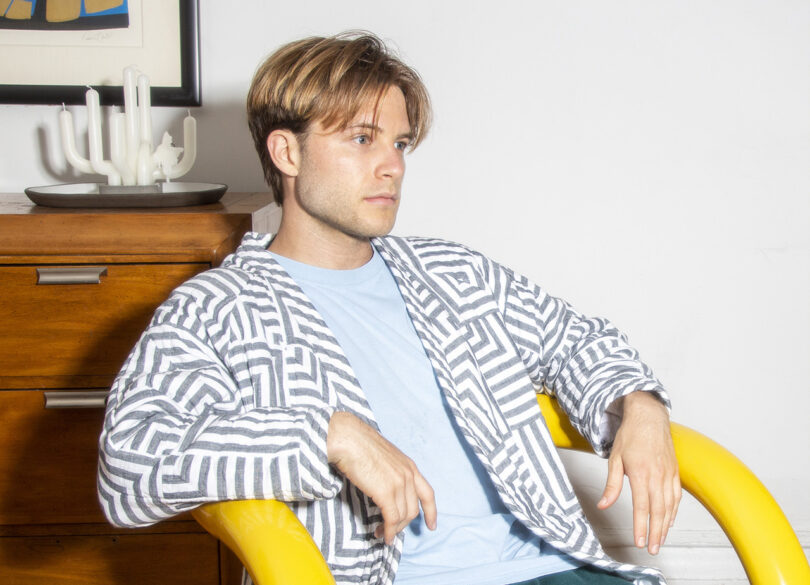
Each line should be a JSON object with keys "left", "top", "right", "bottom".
{"left": 269, "top": 222, "right": 374, "bottom": 270}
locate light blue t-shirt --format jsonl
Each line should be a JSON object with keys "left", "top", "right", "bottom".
{"left": 271, "top": 248, "right": 581, "bottom": 585}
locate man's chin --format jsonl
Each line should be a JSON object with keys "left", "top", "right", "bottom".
{"left": 349, "top": 218, "right": 397, "bottom": 240}
{"left": 348, "top": 227, "right": 395, "bottom": 241}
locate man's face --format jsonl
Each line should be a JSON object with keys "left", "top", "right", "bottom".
{"left": 289, "top": 85, "right": 412, "bottom": 243}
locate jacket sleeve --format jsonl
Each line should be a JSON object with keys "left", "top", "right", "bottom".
{"left": 98, "top": 286, "right": 343, "bottom": 528}
{"left": 491, "top": 259, "right": 670, "bottom": 457}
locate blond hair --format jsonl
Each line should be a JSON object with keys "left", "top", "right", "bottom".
{"left": 247, "top": 31, "right": 432, "bottom": 204}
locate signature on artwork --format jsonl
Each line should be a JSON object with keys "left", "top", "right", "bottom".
{"left": 82, "top": 30, "right": 114, "bottom": 42}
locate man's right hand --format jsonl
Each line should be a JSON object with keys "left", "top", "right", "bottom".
{"left": 327, "top": 411, "right": 437, "bottom": 545}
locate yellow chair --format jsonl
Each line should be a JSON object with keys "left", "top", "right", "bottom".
{"left": 193, "top": 395, "right": 810, "bottom": 585}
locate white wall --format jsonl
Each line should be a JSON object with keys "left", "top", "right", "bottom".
{"left": 1, "top": 1, "right": 807, "bottom": 582}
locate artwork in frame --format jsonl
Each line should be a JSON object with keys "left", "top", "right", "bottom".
{"left": 0, "top": 0, "right": 200, "bottom": 106}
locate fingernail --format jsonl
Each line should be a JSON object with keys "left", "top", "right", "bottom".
{"left": 637, "top": 537, "right": 646, "bottom": 548}
{"left": 598, "top": 497, "right": 608, "bottom": 507}
{"left": 651, "top": 544, "right": 660, "bottom": 555}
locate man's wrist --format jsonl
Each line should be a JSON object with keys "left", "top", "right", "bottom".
{"left": 327, "top": 411, "right": 353, "bottom": 465}
{"left": 622, "top": 390, "right": 668, "bottom": 417}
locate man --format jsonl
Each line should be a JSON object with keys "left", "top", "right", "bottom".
{"left": 99, "top": 32, "right": 680, "bottom": 585}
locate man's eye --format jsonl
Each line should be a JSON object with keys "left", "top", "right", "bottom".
{"left": 353, "top": 135, "right": 370, "bottom": 145}
{"left": 394, "top": 141, "right": 409, "bottom": 151}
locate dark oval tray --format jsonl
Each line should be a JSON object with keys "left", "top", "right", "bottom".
{"left": 25, "top": 182, "right": 228, "bottom": 208}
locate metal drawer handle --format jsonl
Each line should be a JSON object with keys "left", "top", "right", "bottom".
{"left": 36, "top": 266, "right": 108, "bottom": 285}
{"left": 44, "top": 390, "right": 109, "bottom": 409}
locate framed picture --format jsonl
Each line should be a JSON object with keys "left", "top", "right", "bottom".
{"left": 0, "top": 0, "right": 200, "bottom": 106}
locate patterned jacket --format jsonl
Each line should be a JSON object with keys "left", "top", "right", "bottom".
{"left": 98, "top": 233, "right": 668, "bottom": 585}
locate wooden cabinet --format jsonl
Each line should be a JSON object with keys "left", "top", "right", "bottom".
{"left": 0, "top": 193, "right": 280, "bottom": 584}
{"left": 0, "top": 263, "right": 205, "bottom": 387}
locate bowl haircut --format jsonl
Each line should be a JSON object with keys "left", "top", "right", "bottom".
{"left": 247, "top": 31, "right": 432, "bottom": 204}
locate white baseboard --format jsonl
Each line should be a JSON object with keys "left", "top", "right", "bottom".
{"left": 598, "top": 527, "right": 810, "bottom": 548}
{"left": 599, "top": 528, "right": 810, "bottom": 583}
{"left": 658, "top": 573, "right": 805, "bottom": 584}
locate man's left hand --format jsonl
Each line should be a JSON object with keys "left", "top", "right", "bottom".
{"left": 597, "top": 391, "right": 681, "bottom": 555}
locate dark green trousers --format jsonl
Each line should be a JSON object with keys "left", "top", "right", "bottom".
{"left": 510, "top": 565, "right": 632, "bottom": 584}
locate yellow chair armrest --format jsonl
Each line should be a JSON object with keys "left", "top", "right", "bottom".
{"left": 670, "top": 422, "right": 809, "bottom": 585}
{"left": 536, "top": 394, "right": 810, "bottom": 585}
{"left": 193, "top": 395, "right": 809, "bottom": 585}
{"left": 192, "top": 499, "right": 335, "bottom": 585}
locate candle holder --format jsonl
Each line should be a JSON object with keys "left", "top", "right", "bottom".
{"left": 26, "top": 65, "right": 226, "bottom": 208}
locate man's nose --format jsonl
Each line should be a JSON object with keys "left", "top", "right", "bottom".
{"left": 377, "top": 146, "right": 405, "bottom": 179}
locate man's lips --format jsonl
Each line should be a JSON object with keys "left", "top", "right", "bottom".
{"left": 364, "top": 193, "right": 398, "bottom": 205}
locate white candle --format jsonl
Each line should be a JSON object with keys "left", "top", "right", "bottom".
{"left": 58, "top": 106, "right": 93, "bottom": 174}
{"left": 110, "top": 111, "right": 135, "bottom": 185}
{"left": 136, "top": 140, "right": 155, "bottom": 185}
{"left": 163, "top": 112, "right": 197, "bottom": 179}
{"left": 123, "top": 65, "right": 139, "bottom": 173}
{"left": 86, "top": 87, "right": 103, "bottom": 163}
{"left": 86, "top": 87, "right": 121, "bottom": 185}
{"left": 137, "top": 73, "right": 152, "bottom": 147}
{"left": 182, "top": 112, "right": 196, "bottom": 163}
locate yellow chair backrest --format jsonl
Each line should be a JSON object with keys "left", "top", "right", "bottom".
{"left": 193, "top": 395, "right": 810, "bottom": 585}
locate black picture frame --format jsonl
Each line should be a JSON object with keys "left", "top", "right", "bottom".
{"left": 0, "top": 0, "right": 200, "bottom": 107}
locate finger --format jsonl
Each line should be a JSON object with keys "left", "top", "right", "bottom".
{"left": 377, "top": 501, "right": 401, "bottom": 545}
{"left": 386, "top": 475, "right": 412, "bottom": 545}
{"left": 661, "top": 465, "right": 682, "bottom": 545}
{"left": 415, "top": 473, "right": 437, "bottom": 531}
{"left": 646, "top": 480, "right": 667, "bottom": 555}
{"left": 629, "top": 477, "right": 650, "bottom": 550}
{"left": 401, "top": 472, "right": 420, "bottom": 534}
{"left": 666, "top": 472, "right": 682, "bottom": 543}
{"left": 660, "top": 487, "right": 673, "bottom": 547}
{"left": 373, "top": 484, "right": 407, "bottom": 544}
{"left": 660, "top": 469, "right": 678, "bottom": 546}
{"left": 384, "top": 509, "right": 401, "bottom": 545}
{"left": 671, "top": 473, "right": 682, "bottom": 527}
{"left": 599, "top": 455, "right": 625, "bottom": 510}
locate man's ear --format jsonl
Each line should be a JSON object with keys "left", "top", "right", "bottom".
{"left": 266, "top": 129, "right": 301, "bottom": 178}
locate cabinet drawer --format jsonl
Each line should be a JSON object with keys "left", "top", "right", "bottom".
{"left": 0, "top": 532, "right": 220, "bottom": 585}
{"left": 0, "top": 263, "right": 206, "bottom": 389}
{"left": 0, "top": 390, "right": 112, "bottom": 525}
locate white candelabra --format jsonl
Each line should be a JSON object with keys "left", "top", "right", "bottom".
{"left": 59, "top": 65, "right": 196, "bottom": 188}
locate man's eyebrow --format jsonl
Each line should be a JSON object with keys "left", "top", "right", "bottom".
{"left": 346, "top": 122, "right": 413, "bottom": 141}
{"left": 346, "top": 122, "right": 380, "bottom": 133}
